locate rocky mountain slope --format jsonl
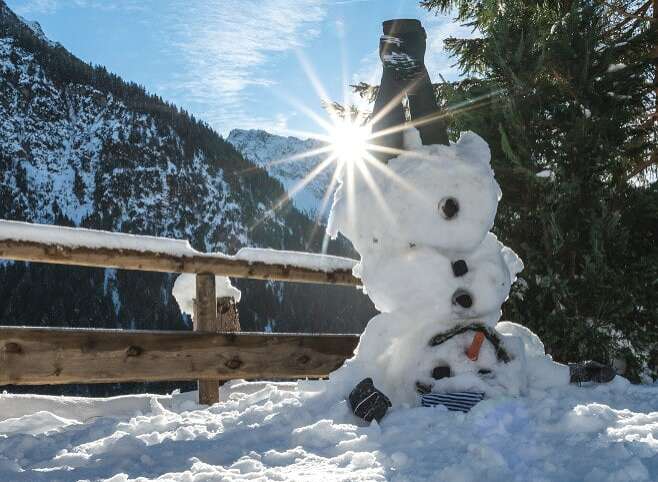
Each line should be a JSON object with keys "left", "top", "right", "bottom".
{"left": 0, "top": 1, "right": 374, "bottom": 395}
{"left": 227, "top": 129, "right": 334, "bottom": 221}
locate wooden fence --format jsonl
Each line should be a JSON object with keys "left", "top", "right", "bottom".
{"left": 0, "top": 222, "right": 361, "bottom": 404}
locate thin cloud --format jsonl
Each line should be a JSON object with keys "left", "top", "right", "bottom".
{"left": 9, "top": 0, "right": 144, "bottom": 15}
{"left": 8, "top": 0, "right": 58, "bottom": 15}
{"left": 9, "top": 0, "right": 328, "bottom": 134}
{"left": 159, "top": 0, "right": 328, "bottom": 134}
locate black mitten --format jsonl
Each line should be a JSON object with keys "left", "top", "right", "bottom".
{"left": 569, "top": 360, "right": 616, "bottom": 384}
{"left": 348, "top": 378, "right": 392, "bottom": 422}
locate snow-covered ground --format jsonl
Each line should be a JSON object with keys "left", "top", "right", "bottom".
{"left": 1, "top": 378, "right": 656, "bottom": 481}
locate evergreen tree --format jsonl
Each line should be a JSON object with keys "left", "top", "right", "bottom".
{"left": 415, "top": 0, "right": 658, "bottom": 379}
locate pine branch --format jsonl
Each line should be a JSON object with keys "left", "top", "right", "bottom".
{"left": 604, "top": 0, "right": 653, "bottom": 34}
{"left": 605, "top": 0, "right": 654, "bottom": 22}
{"left": 626, "top": 150, "right": 658, "bottom": 179}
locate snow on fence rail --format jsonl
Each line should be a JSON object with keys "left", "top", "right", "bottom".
{"left": 0, "top": 220, "right": 360, "bottom": 286}
{"left": 0, "top": 220, "right": 361, "bottom": 404}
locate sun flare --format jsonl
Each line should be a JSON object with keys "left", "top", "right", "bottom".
{"left": 328, "top": 120, "right": 370, "bottom": 165}
{"left": 249, "top": 48, "right": 424, "bottom": 241}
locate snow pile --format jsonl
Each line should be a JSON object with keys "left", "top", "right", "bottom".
{"left": 172, "top": 274, "right": 241, "bottom": 318}
{"left": 1, "top": 380, "right": 657, "bottom": 481}
{"left": 327, "top": 129, "right": 566, "bottom": 405}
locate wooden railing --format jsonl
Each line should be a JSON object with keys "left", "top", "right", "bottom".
{"left": 0, "top": 221, "right": 361, "bottom": 404}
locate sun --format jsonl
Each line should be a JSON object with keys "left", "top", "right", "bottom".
{"left": 249, "top": 51, "right": 418, "bottom": 240}
{"left": 328, "top": 120, "right": 370, "bottom": 165}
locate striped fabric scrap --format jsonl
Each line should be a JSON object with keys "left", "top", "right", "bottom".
{"left": 421, "top": 391, "right": 485, "bottom": 412}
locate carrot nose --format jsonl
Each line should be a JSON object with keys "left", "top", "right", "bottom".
{"left": 466, "top": 332, "right": 485, "bottom": 361}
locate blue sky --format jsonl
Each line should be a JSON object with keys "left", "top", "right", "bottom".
{"left": 7, "top": 0, "right": 472, "bottom": 137}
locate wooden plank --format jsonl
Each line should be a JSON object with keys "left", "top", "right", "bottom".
{"left": 0, "top": 327, "right": 359, "bottom": 386}
{"left": 0, "top": 239, "right": 360, "bottom": 286}
{"left": 195, "top": 273, "right": 219, "bottom": 405}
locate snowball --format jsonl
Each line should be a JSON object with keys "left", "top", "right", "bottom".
{"left": 496, "top": 321, "right": 570, "bottom": 390}
{"left": 356, "top": 233, "right": 520, "bottom": 326}
{"left": 172, "top": 274, "right": 241, "bottom": 318}
{"left": 496, "top": 321, "right": 545, "bottom": 358}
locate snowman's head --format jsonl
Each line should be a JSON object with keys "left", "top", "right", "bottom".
{"left": 413, "top": 323, "right": 524, "bottom": 398}
{"left": 364, "top": 316, "right": 525, "bottom": 405}
{"left": 327, "top": 129, "right": 501, "bottom": 254}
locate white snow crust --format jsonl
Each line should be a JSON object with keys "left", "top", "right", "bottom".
{"left": 235, "top": 247, "right": 356, "bottom": 272}
{"left": 0, "top": 219, "right": 199, "bottom": 256}
{"left": 172, "top": 274, "right": 242, "bottom": 319}
{"left": 1, "top": 380, "right": 657, "bottom": 481}
{"left": 536, "top": 169, "right": 556, "bottom": 180}
{"left": 607, "top": 63, "right": 626, "bottom": 73}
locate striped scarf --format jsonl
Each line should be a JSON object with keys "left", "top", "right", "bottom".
{"left": 421, "top": 391, "right": 485, "bottom": 412}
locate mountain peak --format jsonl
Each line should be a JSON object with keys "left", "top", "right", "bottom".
{"left": 1, "top": 0, "right": 57, "bottom": 47}
{"left": 17, "top": 16, "right": 55, "bottom": 46}
{"left": 227, "top": 128, "right": 334, "bottom": 221}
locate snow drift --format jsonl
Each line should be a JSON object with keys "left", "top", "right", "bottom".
{"left": 0, "top": 379, "right": 656, "bottom": 481}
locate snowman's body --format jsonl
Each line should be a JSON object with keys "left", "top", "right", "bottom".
{"left": 328, "top": 129, "right": 569, "bottom": 407}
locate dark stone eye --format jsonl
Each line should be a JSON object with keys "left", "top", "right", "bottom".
{"left": 439, "top": 197, "right": 459, "bottom": 219}
{"left": 452, "top": 260, "right": 468, "bottom": 277}
{"left": 432, "top": 365, "right": 451, "bottom": 380}
{"left": 452, "top": 289, "right": 473, "bottom": 308}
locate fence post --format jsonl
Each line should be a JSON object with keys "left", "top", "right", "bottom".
{"left": 194, "top": 273, "right": 218, "bottom": 405}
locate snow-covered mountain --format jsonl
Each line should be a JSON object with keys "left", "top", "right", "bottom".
{"left": 0, "top": 0, "right": 373, "bottom": 386}
{"left": 228, "top": 129, "right": 335, "bottom": 221}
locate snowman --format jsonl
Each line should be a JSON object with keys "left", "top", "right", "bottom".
{"left": 325, "top": 19, "right": 615, "bottom": 422}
